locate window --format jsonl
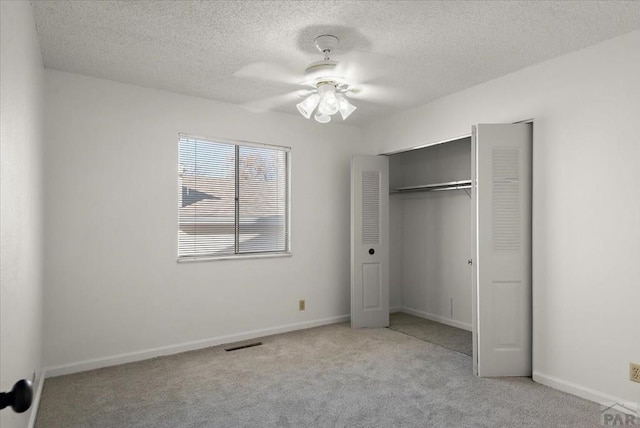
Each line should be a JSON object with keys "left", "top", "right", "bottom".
{"left": 178, "top": 134, "right": 290, "bottom": 260}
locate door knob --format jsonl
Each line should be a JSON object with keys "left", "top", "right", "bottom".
{"left": 0, "top": 379, "right": 33, "bottom": 413}
{"left": 368, "top": 248, "right": 375, "bottom": 255}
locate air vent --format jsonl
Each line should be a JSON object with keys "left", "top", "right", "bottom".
{"left": 224, "top": 342, "right": 263, "bottom": 352}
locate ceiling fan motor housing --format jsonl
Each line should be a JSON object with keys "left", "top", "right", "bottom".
{"left": 304, "top": 60, "right": 342, "bottom": 86}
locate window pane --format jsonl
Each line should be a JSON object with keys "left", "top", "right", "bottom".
{"left": 238, "top": 146, "right": 288, "bottom": 253}
{"left": 178, "top": 137, "right": 236, "bottom": 257}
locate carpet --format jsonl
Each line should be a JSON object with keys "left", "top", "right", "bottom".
{"left": 388, "top": 312, "right": 473, "bottom": 356}
{"left": 36, "top": 322, "right": 602, "bottom": 427}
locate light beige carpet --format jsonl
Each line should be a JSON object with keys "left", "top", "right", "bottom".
{"left": 36, "top": 322, "right": 603, "bottom": 427}
{"left": 388, "top": 312, "right": 473, "bottom": 356}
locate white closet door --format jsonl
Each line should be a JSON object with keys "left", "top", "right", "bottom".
{"left": 351, "top": 155, "right": 389, "bottom": 328}
{"left": 473, "top": 123, "right": 532, "bottom": 377}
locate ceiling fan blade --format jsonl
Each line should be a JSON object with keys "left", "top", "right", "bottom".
{"left": 335, "top": 51, "right": 396, "bottom": 83}
{"left": 233, "top": 61, "right": 303, "bottom": 86}
{"left": 345, "top": 84, "right": 413, "bottom": 106}
{"left": 239, "top": 90, "right": 310, "bottom": 113}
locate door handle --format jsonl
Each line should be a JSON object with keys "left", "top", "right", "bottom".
{"left": 0, "top": 379, "right": 33, "bottom": 413}
{"left": 368, "top": 248, "right": 375, "bottom": 255}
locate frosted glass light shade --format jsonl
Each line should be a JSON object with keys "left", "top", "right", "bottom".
{"left": 314, "top": 111, "right": 331, "bottom": 123}
{"left": 337, "top": 94, "right": 357, "bottom": 120}
{"left": 296, "top": 84, "right": 357, "bottom": 123}
{"left": 317, "top": 83, "right": 339, "bottom": 116}
{"left": 296, "top": 94, "right": 320, "bottom": 119}
{"left": 318, "top": 92, "right": 339, "bottom": 116}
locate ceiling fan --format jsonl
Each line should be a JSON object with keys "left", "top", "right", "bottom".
{"left": 294, "top": 34, "right": 356, "bottom": 123}
{"left": 234, "top": 34, "right": 401, "bottom": 124}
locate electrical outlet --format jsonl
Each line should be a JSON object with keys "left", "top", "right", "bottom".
{"left": 299, "top": 299, "right": 305, "bottom": 311}
{"left": 631, "top": 363, "right": 640, "bottom": 383}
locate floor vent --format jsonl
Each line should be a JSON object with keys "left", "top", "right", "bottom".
{"left": 224, "top": 341, "right": 262, "bottom": 352}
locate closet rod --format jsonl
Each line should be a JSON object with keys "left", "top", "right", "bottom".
{"left": 390, "top": 180, "right": 472, "bottom": 194}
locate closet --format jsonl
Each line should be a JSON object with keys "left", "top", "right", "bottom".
{"left": 388, "top": 137, "right": 472, "bottom": 331}
{"left": 351, "top": 123, "right": 532, "bottom": 377}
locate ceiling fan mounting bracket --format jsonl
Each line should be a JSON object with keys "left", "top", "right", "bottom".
{"left": 314, "top": 35, "right": 339, "bottom": 57}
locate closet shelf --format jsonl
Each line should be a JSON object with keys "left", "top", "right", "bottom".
{"left": 390, "top": 179, "right": 472, "bottom": 194}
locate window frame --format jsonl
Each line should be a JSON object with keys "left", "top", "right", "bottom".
{"left": 177, "top": 133, "right": 291, "bottom": 262}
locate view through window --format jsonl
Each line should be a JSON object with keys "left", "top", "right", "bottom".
{"left": 178, "top": 135, "right": 290, "bottom": 259}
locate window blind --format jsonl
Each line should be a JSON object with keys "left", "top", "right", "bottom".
{"left": 178, "top": 135, "right": 290, "bottom": 259}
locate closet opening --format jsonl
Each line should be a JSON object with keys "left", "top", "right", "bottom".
{"left": 351, "top": 122, "right": 532, "bottom": 376}
{"left": 387, "top": 135, "right": 473, "bottom": 357}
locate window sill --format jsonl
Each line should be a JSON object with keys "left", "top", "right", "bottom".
{"left": 177, "top": 252, "right": 292, "bottom": 263}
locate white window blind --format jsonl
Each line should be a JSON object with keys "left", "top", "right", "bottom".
{"left": 178, "top": 135, "right": 290, "bottom": 260}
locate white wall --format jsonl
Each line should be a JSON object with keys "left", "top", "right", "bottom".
{"left": 42, "top": 70, "right": 370, "bottom": 372}
{"left": 0, "top": 2, "right": 44, "bottom": 427}
{"left": 364, "top": 31, "right": 640, "bottom": 405}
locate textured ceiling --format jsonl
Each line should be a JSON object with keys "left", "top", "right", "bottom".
{"left": 32, "top": 1, "right": 640, "bottom": 126}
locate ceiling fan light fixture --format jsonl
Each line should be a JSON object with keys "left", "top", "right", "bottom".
{"left": 314, "top": 111, "right": 331, "bottom": 123}
{"left": 296, "top": 93, "right": 320, "bottom": 119}
{"left": 337, "top": 94, "right": 357, "bottom": 120}
{"left": 292, "top": 35, "right": 359, "bottom": 123}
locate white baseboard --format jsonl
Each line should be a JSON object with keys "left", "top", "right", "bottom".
{"left": 533, "top": 371, "right": 637, "bottom": 415}
{"left": 398, "top": 307, "right": 472, "bottom": 331}
{"left": 27, "top": 370, "right": 45, "bottom": 428}
{"left": 45, "top": 314, "right": 350, "bottom": 378}
{"left": 389, "top": 306, "right": 402, "bottom": 313}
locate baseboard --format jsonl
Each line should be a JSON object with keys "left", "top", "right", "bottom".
{"left": 389, "top": 306, "right": 402, "bottom": 313}
{"left": 533, "top": 371, "right": 636, "bottom": 415}
{"left": 399, "top": 307, "right": 472, "bottom": 331}
{"left": 27, "top": 369, "right": 45, "bottom": 428}
{"left": 45, "top": 314, "right": 350, "bottom": 378}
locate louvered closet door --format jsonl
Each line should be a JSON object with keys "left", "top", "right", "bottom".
{"left": 351, "top": 155, "right": 389, "bottom": 328}
{"left": 473, "top": 123, "right": 532, "bottom": 377}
